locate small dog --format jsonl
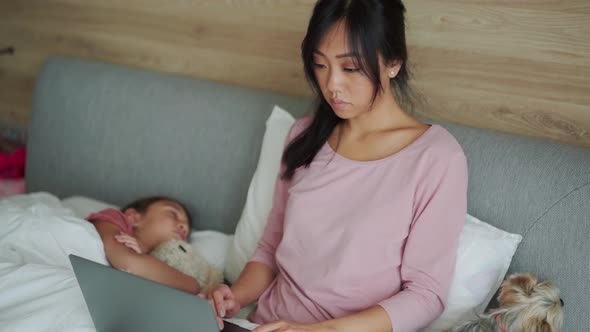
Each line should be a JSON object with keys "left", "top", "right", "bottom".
{"left": 450, "top": 273, "right": 564, "bottom": 332}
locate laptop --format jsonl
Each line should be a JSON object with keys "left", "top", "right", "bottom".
{"left": 69, "top": 254, "right": 251, "bottom": 332}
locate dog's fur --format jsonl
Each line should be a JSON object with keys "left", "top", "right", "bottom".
{"left": 450, "top": 273, "right": 564, "bottom": 332}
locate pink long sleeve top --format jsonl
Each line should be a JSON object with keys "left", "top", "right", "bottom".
{"left": 249, "top": 117, "right": 468, "bottom": 332}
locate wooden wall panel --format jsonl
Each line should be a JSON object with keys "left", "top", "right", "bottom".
{"left": 0, "top": 0, "right": 313, "bottom": 126}
{"left": 405, "top": 1, "right": 590, "bottom": 146}
{"left": 0, "top": 0, "right": 589, "bottom": 147}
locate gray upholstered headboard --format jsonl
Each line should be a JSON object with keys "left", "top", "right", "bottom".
{"left": 27, "top": 56, "right": 589, "bottom": 329}
{"left": 27, "top": 56, "right": 311, "bottom": 234}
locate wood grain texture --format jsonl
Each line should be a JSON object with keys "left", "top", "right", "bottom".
{"left": 1, "top": 0, "right": 589, "bottom": 146}
{"left": 405, "top": 1, "right": 590, "bottom": 146}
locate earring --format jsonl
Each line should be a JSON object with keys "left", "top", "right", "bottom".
{"left": 390, "top": 70, "right": 396, "bottom": 77}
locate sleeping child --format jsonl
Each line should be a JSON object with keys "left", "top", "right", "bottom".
{"left": 86, "top": 196, "right": 200, "bottom": 294}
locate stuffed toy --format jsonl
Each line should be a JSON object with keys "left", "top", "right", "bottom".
{"left": 150, "top": 239, "right": 223, "bottom": 293}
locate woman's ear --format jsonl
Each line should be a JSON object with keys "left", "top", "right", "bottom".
{"left": 124, "top": 208, "right": 142, "bottom": 226}
{"left": 385, "top": 59, "right": 403, "bottom": 78}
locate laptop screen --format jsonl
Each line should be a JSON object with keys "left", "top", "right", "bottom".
{"left": 70, "top": 254, "right": 250, "bottom": 332}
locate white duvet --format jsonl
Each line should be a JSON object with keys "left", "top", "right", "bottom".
{"left": 0, "top": 192, "right": 107, "bottom": 331}
{"left": 0, "top": 192, "right": 256, "bottom": 332}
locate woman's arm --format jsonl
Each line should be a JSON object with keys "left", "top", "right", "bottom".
{"left": 210, "top": 156, "right": 289, "bottom": 317}
{"left": 94, "top": 220, "right": 200, "bottom": 294}
{"left": 253, "top": 306, "right": 392, "bottom": 332}
{"left": 378, "top": 153, "right": 468, "bottom": 332}
{"left": 231, "top": 261, "right": 275, "bottom": 307}
{"left": 210, "top": 119, "right": 310, "bottom": 327}
{"left": 318, "top": 306, "right": 391, "bottom": 332}
{"left": 209, "top": 261, "right": 275, "bottom": 321}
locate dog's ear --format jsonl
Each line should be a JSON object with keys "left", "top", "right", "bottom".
{"left": 539, "top": 320, "right": 553, "bottom": 332}
{"left": 521, "top": 320, "right": 553, "bottom": 332}
{"left": 509, "top": 273, "right": 538, "bottom": 295}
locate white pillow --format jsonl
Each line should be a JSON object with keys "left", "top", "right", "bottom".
{"left": 61, "top": 196, "right": 118, "bottom": 219}
{"left": 61, "top": 196, "right": 233, "bottom": 271}
{"left": 423, "top": 214, "right": 522, "bottom": 331}
{"left": 225, "top": 107, "right": 523, "bottom": 328}
{"left": 188, "top": 230, "right": 233, "bottom": 273}
{"left": 224, "top": 105, "right": 296, "bottom": 283}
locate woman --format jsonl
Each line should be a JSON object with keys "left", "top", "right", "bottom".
{"left": 209, "top": 1, "right": 468, "bottom": 331}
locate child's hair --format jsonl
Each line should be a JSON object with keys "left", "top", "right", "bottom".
{"left": 121, "top": 196, "right": 193, "bottom": 229}
{"left": 282, "top": 0, "right": 413, "bottom": 181}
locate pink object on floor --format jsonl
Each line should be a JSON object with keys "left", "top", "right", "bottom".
{"left": 0, "top": 147, "right": 26, "bottom": 179}
{"left": 0, "top": 178, "right": 26, "bottom": 198}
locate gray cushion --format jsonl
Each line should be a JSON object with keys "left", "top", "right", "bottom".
{"left": 434, "top": 121, "right": 590, "bottom": 329}
{"left": 27, "top": 56, "right": 311, "bottom": 234}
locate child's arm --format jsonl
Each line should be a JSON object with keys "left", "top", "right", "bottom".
{"left": 93, "top": 219, "right": 200, "bottom": 294}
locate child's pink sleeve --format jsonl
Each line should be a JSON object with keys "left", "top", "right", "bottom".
{"left": 86, "top": 208, "right": 133, "bottom": 235}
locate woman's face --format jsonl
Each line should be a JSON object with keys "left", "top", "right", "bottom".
{"left": 312, "top": 21, "right": 396, "bottom": 120}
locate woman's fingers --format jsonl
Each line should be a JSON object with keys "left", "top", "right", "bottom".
{"left": 217, "top": 316, "right": 224, "bottom": 330}
{"left": 212, "top": 289, "right": 227, "bottom": 317}
{"left": 206, "top": 284, "right": 237, "bottom": 329}
{"left": 224, "top": 298, "right": 239, "bottom": 316}
{"left": 207, "top": 297, "right": 216, "bottom": 315}
{"left": 206, "top": 297, "right": 224, "bottom": 329}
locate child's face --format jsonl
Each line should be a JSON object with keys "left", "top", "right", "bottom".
{"left": 128, "top": 200, "right": 190, "bottom": 249}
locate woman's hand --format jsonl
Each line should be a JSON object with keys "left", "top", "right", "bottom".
{"left": 252, "top": 320, "right": 335, "bottom": 332}
{"left": 207, "top": 284, "right": 242, "bottom": 329}
{"left": 114, "top": 233, "right": 146, "bottom": 254}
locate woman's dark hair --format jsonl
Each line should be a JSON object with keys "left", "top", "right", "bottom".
{"left": 121, "top": 196, "right": 193, "bottom": 229}
{"left": 282, "top": 0, "right": 412, "bottom": 180}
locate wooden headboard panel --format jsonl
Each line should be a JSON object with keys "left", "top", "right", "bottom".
{"left": 1, "top": 1, "right": 588, "bottom": 147}
{"left": 406, "top": 1, "right": 590, "bottom": 147}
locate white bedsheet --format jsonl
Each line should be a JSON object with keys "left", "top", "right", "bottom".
{"left": 0, "top": 263, "right": 95, "bottom": 331}
{"left": 0, "top": 192, "right": 107, "bottom": 331}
